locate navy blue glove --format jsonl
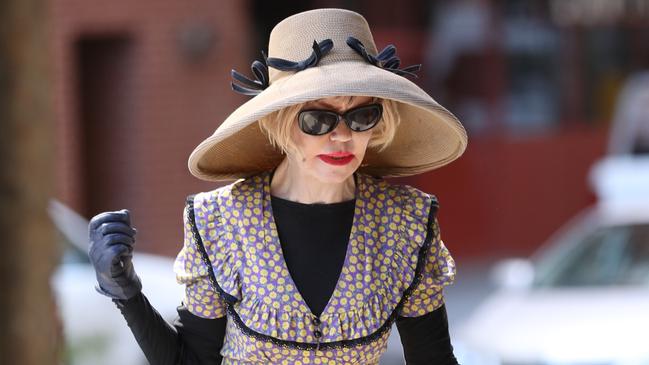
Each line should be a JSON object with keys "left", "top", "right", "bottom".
{"left": 88, "top": 209, "right": 142, "bottom": 300}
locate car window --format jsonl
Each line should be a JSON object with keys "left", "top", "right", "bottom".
{"left": 534, "top": 223, "right": 649, "bottom": 287}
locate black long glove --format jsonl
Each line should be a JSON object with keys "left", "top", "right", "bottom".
{"left": 88, "top": 209, "right": 142, "bottom": 300}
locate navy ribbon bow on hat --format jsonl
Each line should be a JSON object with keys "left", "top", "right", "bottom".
{"left": 346, "top": 37, "right": 421, "bottom": 78}
{"left": 230, "top": 51, "right": 270, "bottom": 96}
{"left": 266, "top": 39, "right": 333, "bottom": 71}
{"left": 230, "top": 39, "right": 333, "bottom": 96}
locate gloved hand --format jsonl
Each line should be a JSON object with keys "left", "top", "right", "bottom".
{"left": 88, "top": 209, "right": 142, "bottom": 300}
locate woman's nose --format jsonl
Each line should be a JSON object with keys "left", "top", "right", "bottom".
{"left": 329, "top": 119, "right": 352, "bottom": 142}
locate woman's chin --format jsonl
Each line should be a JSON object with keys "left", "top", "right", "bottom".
{"left": 312, "top": 162, "right": 359, "bottom": 183}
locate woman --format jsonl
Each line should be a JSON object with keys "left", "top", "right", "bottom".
{"left": 88, "top": 8, "right": 467, "bottom": 365}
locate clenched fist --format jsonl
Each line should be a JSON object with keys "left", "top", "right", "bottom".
{"left": 88, "top": 209, "right": 142, "bottom": 300}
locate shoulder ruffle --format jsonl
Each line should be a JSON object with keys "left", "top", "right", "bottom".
{"left": 393, "top": 183, "right": 455, "bottom": 317}
{"left": 173, "top": 192, "right": 235, "bottom": 318}
{"left": 367, "top": 176, "right": 455, "bottom": 318}
{"left": 186, "top": 179, "right": 249, "bottom": 304}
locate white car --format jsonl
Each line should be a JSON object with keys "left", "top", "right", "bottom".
{"left": 49, "top": 200, "right": 184, "bottom": 365}
{"left": 456, "top": 156, "right": 649, "bottom": 365}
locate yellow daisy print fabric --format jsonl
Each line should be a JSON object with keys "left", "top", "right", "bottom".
{"left": 173, "top": 170, "right": 455, "bottom": 364}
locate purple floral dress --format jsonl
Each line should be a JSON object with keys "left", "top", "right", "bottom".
{"left": 174, "top": 170, "right": 455, "bottom": 364}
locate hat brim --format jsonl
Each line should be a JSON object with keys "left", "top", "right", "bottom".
{"left": 188, "top": 60, "right": 467, "bottom": 181}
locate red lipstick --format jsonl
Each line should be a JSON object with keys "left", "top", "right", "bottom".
{"left": 318, "top": 152, "right": 355, "bottom": 166}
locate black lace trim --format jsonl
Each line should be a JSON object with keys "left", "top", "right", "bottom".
{"left": 184, "top": 192, "right": 439, "bottom": 350}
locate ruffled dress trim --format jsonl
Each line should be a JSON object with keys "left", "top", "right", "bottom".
{"left": 185, "top": 171, "right": 452, "bottom": 350}
{"left": 185, "top": 194, "right": 240, "bottom": 305}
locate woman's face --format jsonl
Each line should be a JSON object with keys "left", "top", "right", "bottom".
{"left": 287, "top": 96, "right": 375, "bottom": 184}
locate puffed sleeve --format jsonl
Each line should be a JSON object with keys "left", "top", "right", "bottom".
{"left": 173, "top": 195, "right": 228, "bottom": 319}
{"left": 399, "top": 214, "right": 456, "bottom": 318}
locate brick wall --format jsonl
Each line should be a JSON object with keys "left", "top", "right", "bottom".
{"left": 50, "top": 0, "right": 253, "bottom": 256}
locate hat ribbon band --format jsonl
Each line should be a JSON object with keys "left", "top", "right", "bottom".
{"left": 346, "top": 37, "right": 421, "bottom": 78}
{"left": 266, "top": 39, "right": 333, "bottom": 72}
{"left": 230, "top": 39, "right": 333, "bottom": 96}
{"left": 230, "top": 51, "right": 270, "bottom": 96}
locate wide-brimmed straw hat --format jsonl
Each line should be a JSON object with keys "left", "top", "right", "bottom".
{"left": 188, "top": 8, "right": 467, "bottom": 182}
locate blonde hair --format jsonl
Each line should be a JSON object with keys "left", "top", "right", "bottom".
{"left": 258, "top": 97, "right": 401, "bottom": 156}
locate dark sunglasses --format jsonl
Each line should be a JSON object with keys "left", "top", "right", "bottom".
{"left": 297, "top": 103, "right": 383, "bottom": 136}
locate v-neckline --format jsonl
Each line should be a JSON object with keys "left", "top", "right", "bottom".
{"left": 262, "top": 170, "right": 364, "bottom": 320}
